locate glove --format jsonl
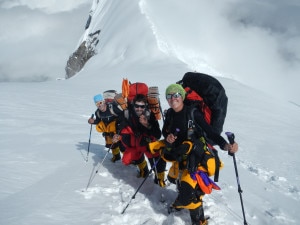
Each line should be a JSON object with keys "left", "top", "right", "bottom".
{"left": 186, "top": 151, "right": 197, "bottom": 173}
{"left": 174, "top": 143, "right": 190, "bottom": 154}
{"left": 161, "top": 147, "right": 177, "bottom": 162}
{"left": 161, "top": 143, "right": 190, "bottom": 162}
{"left": 173, "top": 143, "right": 190, "bottom": 162}
{"left": 147, "top": 140, "right": 166, "bottom": 154}
{"left": 161, "top": 146, "right": 172, "bottom": 157}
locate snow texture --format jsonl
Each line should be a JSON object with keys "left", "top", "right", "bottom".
{"left": 1, "top": 0, "right": 300, "bottom": 225}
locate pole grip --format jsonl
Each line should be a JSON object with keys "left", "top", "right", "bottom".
{"left": 165, "top": 128, "right": 180, "bottom": 148}
{"left": 174, "top": 128, "right": 180, "bottom": 137}
{"left": 225, "top": 132, "right": 235, "bottom": 156}
{"left": 91, "top": 114, "right": 94, "bottom": 119}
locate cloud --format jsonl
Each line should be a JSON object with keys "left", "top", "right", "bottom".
{"left": 218, "top": 0, "right": 300, "bottom": 100}
{"left": 0, "top": 0, "right": 90, "bottom": 14}
{"left": 0, "top": 1, "right": 90, "bottom": 82}
{"left": 225, "top": 0, "right": 300, "bottom": 62}
{"left": 142, "top": 0, "right": 300, "bottom": 102}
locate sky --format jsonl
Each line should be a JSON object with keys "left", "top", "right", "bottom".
{"left": 0, "top": 0, "right": 300, "bottom": 225}
{"left": 1, "top": 0, "right": 300, "bottom": 104}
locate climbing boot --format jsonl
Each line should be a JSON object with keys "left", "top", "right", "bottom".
{"left": 111, "top": 147, "right": 121, "bottom": 162}
{"left": 191, "top": 218, "right": 208, "bottom": 225}
{"left": 137, "top": 159, "right": 149, "bottom": 178}
{"left": 154, "top": 171, "right": 166, "bottom": 187}
{"left": 190, "top": 205, "right": 206, "bottom": 225}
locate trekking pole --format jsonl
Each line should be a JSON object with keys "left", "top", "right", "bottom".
{"left": 121, "top": 156, "right": 161, "bottom": 214}
{"left": 84, "top": 144, "right": 114, "bottom": 191}
{"left": 152, "top": 158, "right": 159, "bottom": 181}
{"left": 225, "top": 132, "right": 248, "bottom": 225}
{"left": 86, "top": 114, "right": 94, "bottom": 162}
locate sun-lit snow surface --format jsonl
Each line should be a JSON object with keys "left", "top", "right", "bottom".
{"left": 1, "top": 0, "right": 300, "bottom": 225}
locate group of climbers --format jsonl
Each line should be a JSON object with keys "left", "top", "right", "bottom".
{"left": 87, "top": 72, "right": 238, "bottom": 225}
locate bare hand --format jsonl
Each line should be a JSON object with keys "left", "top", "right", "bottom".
{"left": 88, "top": 118, "right": 95, "bottom": 124}
{"left": 224, "top": 142, "right": 238, "bottom": 153}
{"left": 112, "top": 134, "right": 121, "bottom": 143}
{"left": 139, "top": 114, "right": 149, "bottom": 128}
{"left": 166, "top": 133, "right": 177, "bottom": 144}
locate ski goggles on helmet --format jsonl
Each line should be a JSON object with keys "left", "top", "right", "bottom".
{"left": 166, "top": 92, "right": 182, "bottom": 100}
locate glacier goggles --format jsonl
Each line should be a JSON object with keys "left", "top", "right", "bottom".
{"left": 166, "top": 92, "right": 182, "bottom": 100}
{"left": 134, "top": 104, "right": 146, "bottom": 109}
{"left": 95, "top": 101, "right": 105, "bottom": 107}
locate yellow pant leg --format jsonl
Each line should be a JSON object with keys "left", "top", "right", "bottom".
{"left": 96, "top": 120, "right": 117, "bottom": 146}
{"left": 167, "top": 161, "right": 179, "bottom": 184}
{"left": 173, "top": 170, "right": 203, "bottom": 210}
{"left": 111, "top": 147, "right": 121, "bottom": 162}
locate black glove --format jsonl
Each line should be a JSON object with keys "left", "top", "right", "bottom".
{"left": 173, "top": 143, "right": 190, "bottom": 162}
{"left": 162, "top": 146, "right": 171, "bottom": 154}
{"left": 162, "top": 144, "right": 189, "bottom": 162}
{"left": 162, "top": 147, "right": 176, "bottom": 161}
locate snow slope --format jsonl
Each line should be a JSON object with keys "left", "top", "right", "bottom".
{"left": 1, "top": 0, "right": 300, "bottom": 225}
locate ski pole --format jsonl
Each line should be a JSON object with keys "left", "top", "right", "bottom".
{"left": 225, "top": 132, "right": 248, "bottom": 225}
{"left": 121, "top": 156, "right": 161, "bottom": 214}
{"left": 84, "top": 144, "right": 114, "bottom": 191}
{"left": 152, "top": 158, "right": 159, "bottom": 182}
{"left": 86, "top": 114, "right": 94, "bottom": 162}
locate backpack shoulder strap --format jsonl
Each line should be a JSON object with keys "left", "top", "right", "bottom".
{"left": 124, "top": 109, "right": 129, "bottom": 120}
{"left": 107, "top": 103, "right": 118, "bottom": 117}
{"left": 164, "top": 108, "right": 175, "bottom": 133}
{"left": 186, "top": 105, "right": 200, "bottom": 133}
{"left": 96, "top": 110, "right": 101, "bottom": 120}
{"left": 188, "top": 106, "right": 197, "bottom": 123}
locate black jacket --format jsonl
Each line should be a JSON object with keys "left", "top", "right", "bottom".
{"left": 162, "top": 105, "right": 227, "bottom": 149}
{"left": 93, "top": 104, "right": 118, "bottom": 125}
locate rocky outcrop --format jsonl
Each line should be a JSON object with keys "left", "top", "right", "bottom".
{"left": 65, "top": 30, "right": 100, "bottom": 79}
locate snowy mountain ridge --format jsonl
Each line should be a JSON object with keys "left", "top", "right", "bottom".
{"left": 0, "top": 1, "right": 300, "bottom": 225}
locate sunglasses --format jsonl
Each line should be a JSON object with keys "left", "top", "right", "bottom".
{"left": 134, "top": 104, "right": 146, "bottom": 109}
{"left": 95, "top": 101, "right": 105, "bottom": 107}
{"left": 166, "top": 92, "right": 182, "bottom": 100}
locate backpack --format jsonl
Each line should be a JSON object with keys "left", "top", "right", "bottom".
{"left": 103, "top": 90, "right": 117, "bottom": 102}
{"left": 177, "top": 72, "right": 228, "bottom": 182}
{"left": 103, "top": 90, "right": 124, "bottom": 117}
{"left": 177, "top": 72, "right": 228, "bottom": 135}
{"left": 127, "top": 82, "right": 149, "bottom": 103}
{"left": 120, "top": 78, "right": 162, "bottom": 120}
